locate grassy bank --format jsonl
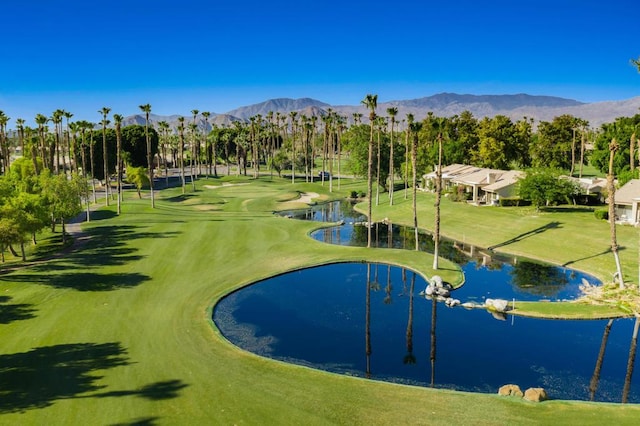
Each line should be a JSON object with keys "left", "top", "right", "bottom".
{"left": 1, "top": 176, "right": 639, "bottom": 424}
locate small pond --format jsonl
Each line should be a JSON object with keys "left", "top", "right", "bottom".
{"left": 279, "top": 201, "right": 600, "bottom": 302}
{"left": 214, "top": 262, "right": 639, "bottom": 402}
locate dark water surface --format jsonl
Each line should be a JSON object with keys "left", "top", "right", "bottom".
{"left": 214, "top": 263, "right": 639, "bottom": 402}
{"left": 213, "top": 201, "right": 638, "bottom": 402}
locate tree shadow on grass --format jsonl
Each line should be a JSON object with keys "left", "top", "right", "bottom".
{"left": 0, "top": 343, "right": 188, "bottom": 414}
{"left": 0, "top": 342, "right": 129, "bottom": 413}
{"left": 3, "top": 271, "right": 151, "bottom": 291}
{"left": 487, "top": 221, "right": 561, "bottom": 251}
{"left": 0, "top": 295, "right": 37, "bottom": 324}
{"left": 109, "top": 418, "right": 160, "bottom": 426}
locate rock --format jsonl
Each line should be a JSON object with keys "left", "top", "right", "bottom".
{"left": 445, "top": 298, "right": 460, "bottom": 307}
{"left": 524, "top": 387, "right": 548, "bottom": 402}
{"left": 425, "top": 285, "right": 435, "bottom": 296}
{"left": 491, "top": 311, "right": 507, "bottom": 321}
{"left": 431, "top": 275, "right": 444, "bottom": 288}
{"left": 435, "top": 287, "right": 450, "bottom": 297}
{"left": 498, "top": 384, "right": 523, "bottom": 397}
{"left": 461, "top": 302, "right": 477, "bottom": 309}
{"left": 485, "top": 298, "right": 509, "bottom": 312}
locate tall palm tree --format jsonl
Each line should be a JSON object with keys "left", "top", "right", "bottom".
{"left": 157, "top": 120, "right": 170, "bottom": 186}
{"left": 77, "top": 120, "right": 92, "bottom": 221}
{"left": 99, "top": 107, "right": 111, "bottom": 206}
{"left": 16, "top": 118, "right": 25, "bottom": 161}
{"left": 410, "top": 118, "right": 420, "bottom": 251}
{"left": 51, "top": 109, "right": 64, "bottom": 174}
{"left": 191, "top": 109, "right": 199, "bottom": 179}
{"left": 433, "top": 118, "right": 446, "bottom": 270}
{"left": 202, "top": 111, "right": 214, "bottom": 177}
{"left": 139, "top": 104, "right": 154, "bottom": 208}
{"left": 387, "top": 107, "right": 398, "bottom": 206}
{"left": 404, "top": 116, "right": 411, "bottom": 200}
{"left": 113, "top": 113, "right": 123, "bottom": 215}
{"left": 375, "top": 116, "right": 386, "bottom": 206}
{"left": 63, "top": 111, "right": 73, "bottom": 174}
{"left": 35, "top": 113, "right": 48, "bottom": 173}
{"left": 607, "top": 138, "right": 623, "bottom": 288}
{"left": 361, "top": 94, "right": 378, "bottom": 248}
{"left": 289, "top": 111, "right": 298, "bottom": 183}
{"left": 188, "top": 122, "right": 198, "bottom": 191}
{"left": 0, "top": 111, "right": 9, "bottom": 175}
{"left": 177, "top": 117, "right": 186, "bottom": 194}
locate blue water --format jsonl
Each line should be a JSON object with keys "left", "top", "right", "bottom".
{"left": 280, "top": 201, "right": 601, "bottom": 302}
{"left": 214, "top": 263, "right": 639, "bottom": 402}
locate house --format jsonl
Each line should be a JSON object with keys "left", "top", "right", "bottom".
{"left": 424, "top": 164, "right": 521, "bottom": 205}
{"left": 614, "top": 179, "right": 640, "bottom": 225}
{"left": 483, "top": 170, "right": 525, "bottom": 204}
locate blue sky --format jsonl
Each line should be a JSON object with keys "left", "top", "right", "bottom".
{"left": 1, "top": 0, "right": 639, "bottom": 125}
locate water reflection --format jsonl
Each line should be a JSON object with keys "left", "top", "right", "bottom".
{"left": 214, "top": 262, "right": 638, "bottom": 403}
{"left": 279, "top": 201, "right": 599, "bottom": 301}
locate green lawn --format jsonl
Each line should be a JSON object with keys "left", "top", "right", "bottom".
{"left": 1, "top": 176, "right": 639, "bottom": 425}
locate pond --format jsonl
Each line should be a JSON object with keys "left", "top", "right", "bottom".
{"left": 279, "top": 201, "right": 600, "bottom": 302}
{"left": 214, "top": 262, "right": 639, "bottom": 403}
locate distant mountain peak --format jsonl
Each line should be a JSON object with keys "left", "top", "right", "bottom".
{"left": 225, "top": 97, "right": 330, "bottom": 119}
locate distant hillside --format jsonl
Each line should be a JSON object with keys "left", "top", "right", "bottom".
{"left": 330, "top": 93, "right": 640, "bottom": 127}
{"left": 226, "top": 98, "right": 331, "bottom": 120}
{"left": 118, "top": 93, "right": 640, "bottom": 131}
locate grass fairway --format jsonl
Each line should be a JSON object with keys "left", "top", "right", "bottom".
{"left": 1, "top": 176, "right": 640, "bottom": 425}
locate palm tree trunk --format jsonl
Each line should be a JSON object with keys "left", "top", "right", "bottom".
{"left": 622, "top": 317, "right": 640, "bottom": 403}
{"left": 412, "top": 131, "right": 418, "bottom": 251}
{"left": 433, "top": 134, "right": 443, "bottom": 270}
{"left": 608, "top": 139, "right": 623, "bottom": 288}
{"left": 589, "top": 319, "right": 613, "bottom": 401}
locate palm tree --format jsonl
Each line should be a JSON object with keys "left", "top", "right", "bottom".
{"left": 191, "top": 109, "right": 199, "bottom": 180}
{"left": 404, "top": 116, "right": 411, "bottom": 200}
{"left": 289, "top": 111, "right": 298, "bottom": 183}
{"left": 433, "top": 118, "right": 446, "bottom": 270}
{"left": 99, "top": 107, "right": 111, "bottom": 206}
{"left": 387, "top": 107, "right": 398, "bottom": 205}
{"left": 16, "top": 117, "right": 25, "bottom": 161}
{"left": 607, "top": 138, "right": 623, "bottom": 288}
{"left": 202, "top": 111, "right": 215, "bottom": 177}
{"left": 157, "top": 120, "right": 170, "bottom": 186}
{"left": 406, "top": 114, "right": 419, "bottom": 251}
{"left": 375, "top": 116, "right": 386, "bottom": 206}
{"left": 63, "top": 111, "right": 73, "bottom": 173}
{"left": 51, "top": 109, "right": 64, "bottom": 174}
{"left": 361, "top": 94, "right": 378, "bottom": 248}
{"left": 188, "top": 122, "right": 198, "bottom": 191}
{"left": 139, "top": 104, "right": 154, "bottom": 208}
{"left": 35, "top": 113, "right": 48, "bottom": 173}
{"left": 77, "top": 120, "right": 92, "bottom": 221}
{"left": 113, "top": 114, "right": 123, "bottom": 215}
{"left": 0, "top": 111, "right": 9, "bottom": 174}
{"left": 177, "top": 117, "right": 186, "bottom": 194}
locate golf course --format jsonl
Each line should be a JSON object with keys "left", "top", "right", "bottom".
{"left": 1, "top": 175, "right": 640, "bottom": 425}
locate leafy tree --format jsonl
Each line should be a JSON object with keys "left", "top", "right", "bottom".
{"left": 531, "top": 114, "right": 586, "bottom": 170}
{"left": 40, "top": 172, "right": 84, "bottom": 243}
{"left": 591, "top": 115, "right": 640, "bottom": 176}
{"left": 473, "top": 115, "right": 519, "bottom": 169}
{"left": 126, "top": 165, "right": 150, "bottom": 199}
{"left": 121, "top": 125, "right": 159, "bottom": 168}
{"left": 517, "top": 168, "right": 581, "bottom": 210}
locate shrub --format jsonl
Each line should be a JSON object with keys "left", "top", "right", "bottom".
{"left": 499, "top": 197, "right": 530, "bottom": 207}
{"left": 594, "top": 209, "right": 609, "bottom": 220}
{"left": 350, "top": 190, "right": 358, "bottom": 199}
{"left": 358, "top": 191, "right": 366, "bottom": 198}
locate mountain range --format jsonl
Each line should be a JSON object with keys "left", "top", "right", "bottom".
{"left": 122, "top": 93, "right": 640, "bottom": 130}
